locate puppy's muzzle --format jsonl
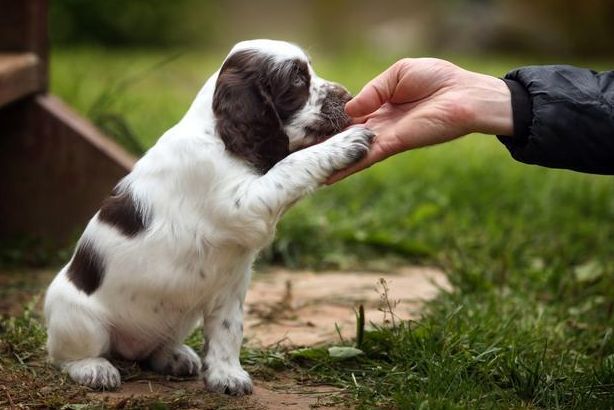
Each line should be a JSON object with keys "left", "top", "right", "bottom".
{"left": 306, "top": 84, "right": 353, "bottom": 139}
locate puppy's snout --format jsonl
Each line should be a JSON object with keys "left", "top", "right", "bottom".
{"left": 328, "top": 83, "right": 352, "bottom": 104}
{"left": 302, "top": 82, "right": 354, "bottom": 140}
{"left": 321, "top": 83, "right": 352, "bottom": 130}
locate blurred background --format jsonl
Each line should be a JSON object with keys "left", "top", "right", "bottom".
{"left": 8, "top": 0, "right": 614, "bottom": 270}
{"left": 51, "top": 0, "right": 614, "bottom": 57}
{"left": 48, "top": 0, "right": 614, "bottom": 154}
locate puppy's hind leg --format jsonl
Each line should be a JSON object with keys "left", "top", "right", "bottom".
{"left": 46, "top": 297, "right": 120, "bottom": 390}
{"left": 147, "top": 344, "right": 201, "bottom": 377}
{"left": 62, "top": 357, "right": 121, "bottom": 390}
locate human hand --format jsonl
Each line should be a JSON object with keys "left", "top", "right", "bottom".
{"left": 328, "top": 58, "right": 513, "bottom": 183}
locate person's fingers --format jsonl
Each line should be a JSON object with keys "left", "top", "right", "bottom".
{"left": 345, "top": 63, "right": 402, "bottom": 118}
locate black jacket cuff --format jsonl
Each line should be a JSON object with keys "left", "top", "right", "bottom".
{"left": 495, "top": 66, "right": 614, "bottom": 174}
{"left": 501, "top": 78, "right": 532, "bottom": 139}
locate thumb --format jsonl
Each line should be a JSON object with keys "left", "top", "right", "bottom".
{"left": 345, "top": 65, "right": 399, "bottom": 117}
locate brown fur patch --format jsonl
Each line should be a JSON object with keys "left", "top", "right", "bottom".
{"left": 67, "top": 241, "right": 105, "bottom": 295}
{"left": 99, "top": 189, "right": 149, "bottom": 237}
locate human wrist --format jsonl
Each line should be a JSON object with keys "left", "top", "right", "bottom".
{"left": 466, "top": 74, "right": 514, "bottom": 137}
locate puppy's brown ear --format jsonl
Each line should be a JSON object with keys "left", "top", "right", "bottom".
{"left": 212, "top": 50, "right": 290, "bottom": 174}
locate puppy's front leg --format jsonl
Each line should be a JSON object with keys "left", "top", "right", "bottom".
{"left": 246, "top": 125, "right": 374, "bottom": 215}
{"left": 202, "top": 291, "right": 252, "bottom": 396}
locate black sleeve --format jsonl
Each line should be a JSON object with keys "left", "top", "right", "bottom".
{"left": 496, "top": 65, "right": 614, "bottom": 175}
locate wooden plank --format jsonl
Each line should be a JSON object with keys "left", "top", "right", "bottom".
{"left": 37, "top": 95, "right": 136, "bottom": 171}
{"left": 0, "top": 0, "right": 48, "bottom": 90}
{"left": 0, "top": 52, "right": 41, "bottom": 108}
{"left": 0, "top": 96, "right": 136, "bottom": 247}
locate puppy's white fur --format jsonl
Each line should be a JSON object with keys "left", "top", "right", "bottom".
{"left": 44, "top": 39, "right": 373, "bottom": 395}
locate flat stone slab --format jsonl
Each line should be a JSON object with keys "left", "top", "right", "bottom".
{"left": 245, "top": 267, "right": 451, "bottom": 347}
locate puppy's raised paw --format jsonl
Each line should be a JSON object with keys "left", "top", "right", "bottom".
{"left": 327, "top": 125, "right": 375, "bottom": 170}
{"left": 64, "top": 357, "right": 121, "bottom": 390}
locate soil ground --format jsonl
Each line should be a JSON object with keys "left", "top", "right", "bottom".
{"left": 0, "top": 266, "right": 448, "bottom": 409}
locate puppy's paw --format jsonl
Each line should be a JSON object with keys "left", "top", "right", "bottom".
{"left": 328, "top": 125, "right": 375, "bottom": 169}
{"left": 63, "top": 357, "right": 121, "bottom": 390}
{"left": 148, "top": 344, "right": 201, "bottom": 377}
{"left": 203, "top": 364, "right": 253, "bottom": 396}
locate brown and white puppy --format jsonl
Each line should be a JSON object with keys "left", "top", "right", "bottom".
{"left": 44, "top": 39, "right": 373, "bottom": 395}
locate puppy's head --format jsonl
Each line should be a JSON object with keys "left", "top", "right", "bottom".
{"left": 212, "top": 39, "right": 352, "bottom": 173}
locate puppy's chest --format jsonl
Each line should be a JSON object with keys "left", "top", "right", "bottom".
{"left": 107, "top": 244, "right": 251, "bottom": 307}
{"left": 108, "top": 277, "right": 208, "bottom": 323}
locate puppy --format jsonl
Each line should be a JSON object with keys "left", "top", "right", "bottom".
{"left": 44, "top": 39, "right": 373, "bottom": 395}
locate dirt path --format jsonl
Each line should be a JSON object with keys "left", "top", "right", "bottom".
{"left": 246, "top": 267, "right": 450, "bottom": 347}
{"left": 1, "top": 266, "right": 449, "bottom": 409}
{"left": 89, "top": 377, "right": 344, "bottom": 409}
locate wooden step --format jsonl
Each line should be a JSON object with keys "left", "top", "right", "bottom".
{"left": 0, "top": 94, "right": 136, "bottom": 246}
{"left": 0, "top": 52, "right": 41, "bottom": 108}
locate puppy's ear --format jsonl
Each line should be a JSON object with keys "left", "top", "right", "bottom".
{"left": 212, "top": 50, "right": 290, "bottom": 174}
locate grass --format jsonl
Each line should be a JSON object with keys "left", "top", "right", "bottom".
{"left": 0, "top": 297, "right": 264, "bottom": 409}
{"left": 1, "top": 47, "right": 612, "bottom": 408}
{"left": 283, "top": 288, "right": 614, "bottom": 409}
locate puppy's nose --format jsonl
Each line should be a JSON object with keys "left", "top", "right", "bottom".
{"left": 328, "top": 83, "right": 352, "bottom": 104}
{"left": 321, "top": 83, "right": 353, "bottom": 131}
